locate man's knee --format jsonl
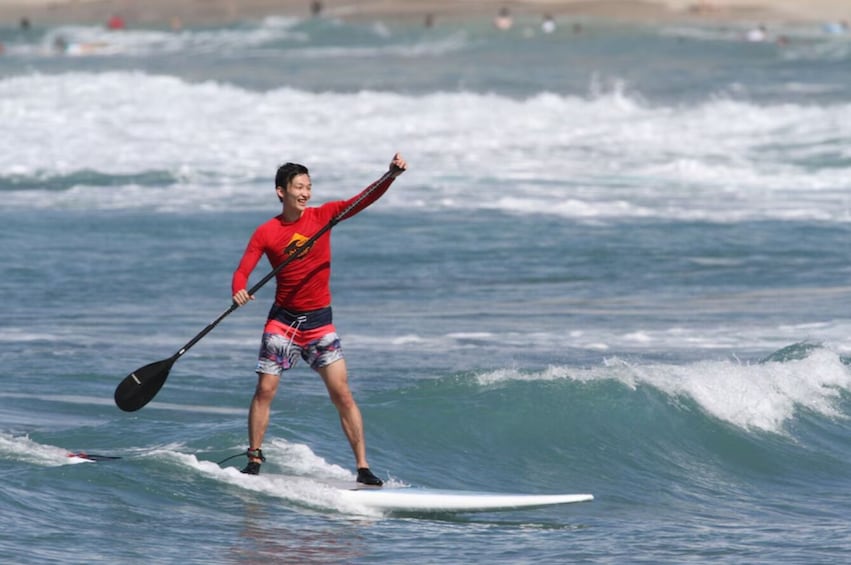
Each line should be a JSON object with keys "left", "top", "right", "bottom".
{"left": 330, "top": 388, "right": 356, "bottom": 411}
{"left": 254, "top": 374, "right": 279, "bottom": 402}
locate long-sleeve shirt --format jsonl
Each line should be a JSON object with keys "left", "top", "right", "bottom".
{"left": 232, "top": 174, "right": 395, "bottom": 312}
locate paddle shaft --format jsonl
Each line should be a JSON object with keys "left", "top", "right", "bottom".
{"left": 167, "top": 169, "right": 395, "bottom": 363}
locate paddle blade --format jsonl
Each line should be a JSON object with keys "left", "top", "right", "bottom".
{"left": 114, "top": 357, "right": 175, "bottom": 412}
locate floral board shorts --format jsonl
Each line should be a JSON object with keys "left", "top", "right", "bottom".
{"left": 255, "top": 306, "right": 344, "bottom": 376}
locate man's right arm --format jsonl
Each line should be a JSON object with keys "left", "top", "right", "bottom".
{"left": 232, "top": 229, "right": 265, "bottom": 306}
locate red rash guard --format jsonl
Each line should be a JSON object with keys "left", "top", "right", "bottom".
{"left": 232, "top": 175, "right": 395, "bottom": 312}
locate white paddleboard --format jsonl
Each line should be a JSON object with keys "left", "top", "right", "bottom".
{"left": 337, "top": 487, "right": 593, "bottom": 513}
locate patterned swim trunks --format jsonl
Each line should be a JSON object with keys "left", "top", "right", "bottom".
{"left": 255, "top": 306, "right": 343, "bottom": 375}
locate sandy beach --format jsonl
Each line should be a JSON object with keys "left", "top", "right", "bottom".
{"left": 0, "top": 0, "right": 849, "bottom": 28}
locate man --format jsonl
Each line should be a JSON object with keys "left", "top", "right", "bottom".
{"left": 232, "top": 153, "right": 407, "bottom": 485}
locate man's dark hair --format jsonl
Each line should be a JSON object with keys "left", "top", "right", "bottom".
{"left": 275, "top": 162, "right": 309, "bottom": 189}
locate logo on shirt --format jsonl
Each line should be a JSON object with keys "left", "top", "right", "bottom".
{"left": 284, "top": 233, "right": 313, "bottom": 259}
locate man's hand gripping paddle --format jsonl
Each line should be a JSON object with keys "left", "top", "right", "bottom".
{"left": 114, "top": 170, "right": 395, "bottom": 412}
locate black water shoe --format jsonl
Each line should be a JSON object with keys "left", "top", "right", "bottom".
{"left": 357, "top": 467, "right": 383, "bottom": 486}
{"left": 241, "top": 448, "right": 265, "bottom": 475}
{"left": 241, "top": 461, "right": 261, "bottom": 475}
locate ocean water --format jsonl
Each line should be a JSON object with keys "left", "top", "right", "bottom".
{"left": 1, "top": 13, "right": 850, "bottom": 564}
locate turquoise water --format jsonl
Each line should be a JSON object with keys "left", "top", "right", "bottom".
{"left": 1, "top": 14, "right": 850, "bottom": 563}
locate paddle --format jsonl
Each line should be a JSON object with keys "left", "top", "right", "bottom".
{"left": 114, "top": 169, "right": 396, "bottom": 412}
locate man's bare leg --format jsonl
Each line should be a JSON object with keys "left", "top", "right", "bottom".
{"left": 244, "top": 372, "right": 280, "bottom": 471}
{"left": 318, "top": 359, "right": 370, "bottom": 469}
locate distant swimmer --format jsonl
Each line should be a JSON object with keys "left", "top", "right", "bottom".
{"left": 52, "top": 34, "right": 111, "bottom": 56}
{"left": 745, "top": 24, "right": 767, "bottom": 42}
{"left": 541, "top": 14, "right": 556, "bottom": 34}
{"left": 822, "top": 20, "right": 849, "bottom": 35}
{"left": 52, "top": 35, "right": 68, "bottom": 53}
{"left": 494, "top": 7, "right": 512, "bottom": 31}
{"left": 107, "top": 14, "right": 125, "bottom": 30}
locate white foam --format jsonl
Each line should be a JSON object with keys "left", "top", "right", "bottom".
{"left": 0, "top": 433, "right": 91, "bottom": 466}
{"left": 161, "top": 438, "right": 401, "bottom": 516}
{"left": 349, "top": 318, "right": 851, "bottom": 357}
{"left": 475, "top": 347, "right": 851, "bottom": 434}
{"left": 2, "top": 72, "right": 850, "bottom": 222}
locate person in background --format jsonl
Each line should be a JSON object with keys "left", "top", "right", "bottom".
{"left": 232, "top": 153, "right": 408, "bottom": 485}
{"left": 52, "top": 35, "right": 68, "bottom": 53}
{"left": 494, "top": 6, "right": 512, "bottom": 30}
{"left": 745, "top": 24, "right": 767, "bottom": 42}
{"left": 822, "top": 20, "right": 848, "bottom": 35}
{"left": 107, "top": 14, "right": 125, "bottom": 30}
{"left": 541, "top": 14, "right": 556, "bottom": 34}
